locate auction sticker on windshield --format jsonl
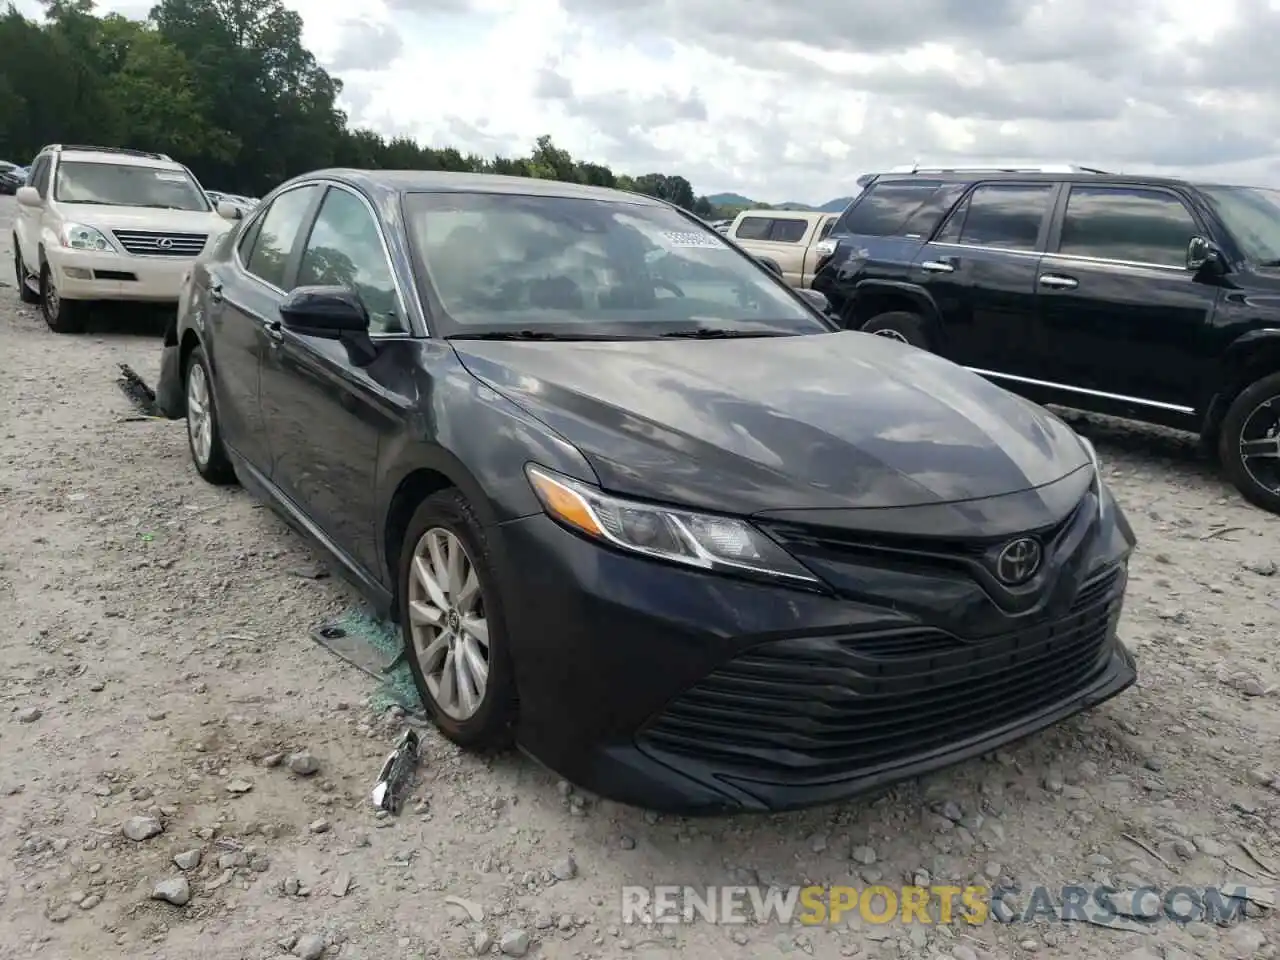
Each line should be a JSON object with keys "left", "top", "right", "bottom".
{"left": 155, "top": 172, "right": 188, "bottom": 181}
{"left": 660, "top": 231, "right": 722, "bottom": 249}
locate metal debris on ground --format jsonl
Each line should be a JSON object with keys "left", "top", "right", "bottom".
{"left": 371, "top": 728, "right": 420, "bottom": 814}
{"left": 115, "top": 363, "right": 164, "bottom": 418}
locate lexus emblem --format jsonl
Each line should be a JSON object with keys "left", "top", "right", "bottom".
{"left": 157, "top": 237, "right": 174, "bottom": 249}
{"left": 995, "top": 537, "right": 1042, "bottom": 585}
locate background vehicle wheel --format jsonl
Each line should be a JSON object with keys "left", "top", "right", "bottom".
{"left": 40, "top": 263, "right": 86, "bottom": 333}
{"left": 185, "top": 345, "right": 237, "bottom": 485}
{"left": 861, "top": 310, "right": 931, "bottom": 349}
{"left": 398, "top": 489, "right": 517, "bottom": 749}
{"left": 13, "top": 244, "right": 39, "bottom": 304}
{"left": 1219, "top": 370, "right": 1280, "bottom": 514}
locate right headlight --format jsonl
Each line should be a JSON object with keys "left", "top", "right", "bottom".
{"left": 59, "top": 222, "right": 116, "bottom": 252}
{"left": 525, "top": 464, "right": 820, "bottom": 587}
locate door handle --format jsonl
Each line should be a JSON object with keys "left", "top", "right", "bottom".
{"left": 1038, "top": 274, "right": 1078, "bottom": 289}
{"left": 207, "top": 281, "right": 223, "bottom": 303}
{"left": 265, "top": 319, "right": 283, "bottom": 342}
{"left": 920, "top": 260, "right": 955, "bottom": 273}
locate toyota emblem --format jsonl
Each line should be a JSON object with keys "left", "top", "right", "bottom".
{"left": 157, "top": 237, "right": 174, "bottom": 250}
{"left": 995, "top": 537, "right": 1042, "bottom": 585}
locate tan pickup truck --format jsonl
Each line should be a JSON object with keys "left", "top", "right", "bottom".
{"left": 727, "top": 209, "right": 840, "bottom": 288}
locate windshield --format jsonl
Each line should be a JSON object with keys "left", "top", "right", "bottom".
{"left": 1200, "top": 185, "right": 1280, "bottom": 264}
{"left": 54, "top": 161, "right": 210, "bottom": 211}
{"left": 402, "top": 190, "right": 829, "bottom": 338}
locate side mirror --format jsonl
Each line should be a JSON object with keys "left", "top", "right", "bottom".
{"left": 757, "top": 257, "right": 783, "bottom": 278}
{"left": 279, "top": 285, "right": 377, "bottom": 365}
{"left": 216, "top": 201, "right": 243, "bottom": 221}
{"left": 1187, "top": 235, "right": 1222, "bottom": 272}
{"left": 16, "top": 186, "right": 41, "bottom": 208}
{"left": 796, "top": 288, "right": 830, "bottom": 313}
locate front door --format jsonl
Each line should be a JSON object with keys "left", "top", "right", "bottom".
{"left": 211, "top": 183, "right": 322, "bottom": 472}
{"left": 1032, "top": 183, "right": 1221, "bottom": 407}
{"left": 258, "top": 183, "right": 412, "bottom": 575}
{"left": 15, "top": 155, "right": 50, "bottom": 269}
{"left": 913, "top": 181, "right": 1058, "bottom": 376}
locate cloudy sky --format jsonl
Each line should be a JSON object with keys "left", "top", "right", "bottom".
{"left": 15, "top": 0, "right": 1280, "bottom": 204}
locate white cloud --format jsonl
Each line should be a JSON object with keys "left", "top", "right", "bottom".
{"left": 13, "top": 0, "right": 1280, "bottom": 205}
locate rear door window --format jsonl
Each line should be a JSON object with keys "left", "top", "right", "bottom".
{"left": 734, "top": 216, "right": 772, "bottom": 240}
{"left": 241, "top": 184, "right": 320, "bottom": 289}
{"left": 836, "top": 180, "right": 941, "bottom": 237}
{"left": 938, "top": 183, "right": 1055, "bottom": 251}
{"left": 768, "top": 219, "right": 808, "bottom": 243}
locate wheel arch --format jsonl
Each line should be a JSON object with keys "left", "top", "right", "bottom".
{"left": 845, "top": 279, "right": 942, "bottom": 337}
{"left": 379, "top": 448, "right": 502, "bottom": 623}
{"left": 1202, "top": 328, "right": 1280, "bottom": 443}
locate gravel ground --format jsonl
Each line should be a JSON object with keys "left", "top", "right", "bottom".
{"left": 3, "top": 193, "right": 1280, "bottom": 960}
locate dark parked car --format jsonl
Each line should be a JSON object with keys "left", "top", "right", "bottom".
{"left": 0, "top": 162, "right": 27, "bottom": 194}
{"left": 814, "top": 166, "right": 1280, "bottom": 515}
{"left": 156, "top": 170, "right": 1137, "bottom": 812}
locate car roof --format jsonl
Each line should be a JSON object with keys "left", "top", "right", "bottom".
{"left": 57, "top": 148, "right": 181, "bottom": 169}
{"left": 284, "top": 168, "right": 666, "bottom": 206}
{"left": 863, "top": 169, "right": 1263, "bottom": 192}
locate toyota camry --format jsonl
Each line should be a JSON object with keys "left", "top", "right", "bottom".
{"left": 155, "top": 169, "right": 1137, "bottom": 813}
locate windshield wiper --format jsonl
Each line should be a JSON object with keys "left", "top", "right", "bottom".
{"left": 659, "top": 328, "right": 796, "bottom": 339}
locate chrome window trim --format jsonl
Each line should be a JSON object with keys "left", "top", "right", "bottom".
{"left": 929, "top": 241, "right": 1043, "bottom": 258}
{"left": 929, "top": 241, "right": 1191, "bottom": 273}
{"left": 232, "top": 178, "right": 426, "bottom": 339}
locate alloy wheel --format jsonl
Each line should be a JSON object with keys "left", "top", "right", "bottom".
{"left": 186, "top": 361, "right": 214, "bottom": 468}
{"left": 408, "top": 528, "right": 490, "bottom": 720}
{"left": 1239, "top": 396, "right": 1280, "bottom": 494}
{"left": 43, "top": 273, "right": 60, "bottom": 320}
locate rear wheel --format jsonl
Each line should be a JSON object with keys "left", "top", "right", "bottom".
{"left": 40, "top": 263, "right": 86, "bottom": 333}
{"left": 1219, "top": 370, "right": 1280, "bottom": 515}
{"left": 13, "top": 243, "right": 39, "bottom": 304}
{"left": 399, "top": 489, "right": 517, "bottom": 749}
{"left": 861, "top": 310, "right": 932, "bottom": 349}
{"left": 185, "top": 345, "right": 237, "bottom": 485}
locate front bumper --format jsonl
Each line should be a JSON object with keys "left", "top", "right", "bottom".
{"left": 492, "top": 508, "right": 1136, "bottom": 814}
{"left": 47, "top": 248, "right": 193, "bottom": 302}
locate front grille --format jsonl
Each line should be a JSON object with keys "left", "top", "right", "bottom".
{"left": 112, "top": 230, "right": 207, "bottom": 257}
{"left": 638, "top": 566, "right": 1124, "bottom": 782}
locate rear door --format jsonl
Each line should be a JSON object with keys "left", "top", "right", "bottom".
{"left": 913, "top": 181, "right": 1059, "bottom": 376}
{"left": 1032, "top": 183, "right": 1219, "bottom": 408}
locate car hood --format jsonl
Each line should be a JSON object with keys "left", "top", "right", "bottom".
{"left": 61, "top": 204, "right": 230, "bottom": 234}
{"left": 452, "top": 331, "right": 1091, "bottom": 514}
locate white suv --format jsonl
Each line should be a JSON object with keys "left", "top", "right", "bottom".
{"left": 12, "top": 144, "right": 239, "bottom": 333}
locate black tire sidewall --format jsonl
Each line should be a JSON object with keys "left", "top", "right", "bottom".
{"left": 14, "top": 245, "right": 38, "bottom": 304}
{"left": 397, "top": 490, "right": 516, "bottom": 748}
{"left": 861, "top": 311, "right": 931, "bottom": 349}
{"left": 1219, "top": 371, "right": 1280, "bottom": 514}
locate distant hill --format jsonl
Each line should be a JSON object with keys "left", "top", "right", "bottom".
{"left": 706, "top": 192, "right": 856, "bottom": 213}
{"left": 705, "top": 192, "right": 755, "bottom": 208}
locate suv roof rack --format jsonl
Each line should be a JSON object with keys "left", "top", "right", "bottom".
{"left": 38, "top": 144, "right": 173, "bottom": 162}
{"left": 885, "top": 162, "right": 1110, "bottom": 175}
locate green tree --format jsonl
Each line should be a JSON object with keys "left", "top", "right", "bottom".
{"left": 0, "top": 0, "right": 726, "bottom": 216}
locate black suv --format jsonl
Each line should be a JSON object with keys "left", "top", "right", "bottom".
{"left": 814, "top": 167, "right": 1280, "bottom": 514}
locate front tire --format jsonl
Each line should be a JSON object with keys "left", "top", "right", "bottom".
{"left": 1219, "top": 370, "right": 1280, "bottom": 515}
{"left": 861, "top": 310, "right": 932, "bottom": 349}
{"left": 185, "top": 345, "right": 237, "bottom": 485}
{"left": 40, "top": 263, "right": 86, "bottom": 333}
{"left": 13, "top": 243, "right": 39, "bottom": 304}
{"left": 398, "top": 489, "right": 517, "bottom": 749}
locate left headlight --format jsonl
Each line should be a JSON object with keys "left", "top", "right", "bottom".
{"left": 59, "top": 222, "right": 115, "bottom": 252}
{"left": 525, "top": 464, "right": 821, "bottom": 587}
{"left": 1077, "top": 433, "right": 1107, "bottom": 520}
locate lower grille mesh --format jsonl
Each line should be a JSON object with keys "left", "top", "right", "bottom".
{"left": 638, "top": 567, "right": 1123, "bottom": 781}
